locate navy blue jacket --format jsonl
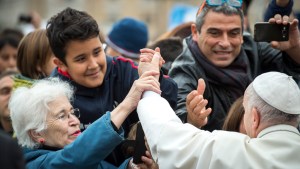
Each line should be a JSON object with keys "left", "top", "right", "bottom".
{"left": 51, "top": 56, "right": 177, "bottom": 165}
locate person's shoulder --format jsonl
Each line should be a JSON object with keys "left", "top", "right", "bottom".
{"left": 0, "top": 130, "right": 25, "bottom": 169}
{"left": 0, "top": 130, "right": 13, "bottom": 143}
{"left": 49, "top": 67, "right": 59, "bottom": 77}
{"left": 49, "top": 67, "right": 71, "bottom": 82}
{"left": 112, "top": 56, "right": 138, "bottom": 69}
{"left": 171, "top": 41, "right": 194, "bottom": 67}
{"left": 242, "top": 32, "right": 259, "bottom": 50}
{"left": 242, "top": 31, "right": 253, "bottom": 41}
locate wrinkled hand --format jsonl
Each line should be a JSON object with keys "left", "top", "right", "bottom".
{"left": 186, "top": 79, "right": 212, "bottom": 128}
{"left": 138, "top": 47, "right": 165, "bottom": 78}
{"left": 122, "top": 71, "right": 161, "bottom": 113}
{"left": 128, "top": 151, "right": 158, "bottom": 169}
{"left": 269, "top": 14, "right": 300, "bottom": 51}
{"left": 140, "top": 151, "right": 159, "bottom": 169}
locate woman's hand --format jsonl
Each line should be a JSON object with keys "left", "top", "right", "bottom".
{"left": 122, "top": 71, "right": 161, "bottom": 113}
{"left": 111, "top": 70, "right": 161, "bottom": 129}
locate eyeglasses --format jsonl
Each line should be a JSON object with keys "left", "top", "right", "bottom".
{"left": 207, "top": 0, "right": 242, "bottom": 7}
{"left": 54, "top": 108, "right": 80, "bottom": 122}
{"left": 197, "top": 0, "right": 243, "bottom": 16}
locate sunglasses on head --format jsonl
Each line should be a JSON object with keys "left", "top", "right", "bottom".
{"left": 197, "top": 0, "right": 243, "bottom": 16}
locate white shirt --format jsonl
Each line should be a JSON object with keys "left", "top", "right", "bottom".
{"left": 137, "top": 91, "right": 300, "bottom": 169}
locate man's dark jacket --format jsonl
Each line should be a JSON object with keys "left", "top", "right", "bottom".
{"left": 169, "top": 34, "right": 300, "bottom": 131}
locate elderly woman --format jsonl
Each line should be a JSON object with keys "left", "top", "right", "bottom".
{"left": 9, "top": 71, "right": 160, "bottom": 169}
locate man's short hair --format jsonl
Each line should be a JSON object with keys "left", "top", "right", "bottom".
{"left": 195, "top": 4, "right": 244, "bottom": 33}
{"left": 0, "top": 28, "right": 24, "bottom": 50}
{"left": 46, "top": 7, "right": 100, "bottom": 65}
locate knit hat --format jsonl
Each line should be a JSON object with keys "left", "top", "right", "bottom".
{"left": 253, "top": 72, "right": 300, "bottom": 115}
{"left": 106, "top": 18, "right": 148, "bottom": 59}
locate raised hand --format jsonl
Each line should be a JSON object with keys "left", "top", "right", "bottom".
{"left": 268, "top": 14, "right": 300, "bottom": 51}
{"left": 111, "top": 70, "right": 161, "bottom": 129}
{"left": 138, "top": 47, "right": 165, "bottom": 77}
{"left": 186, "top": 79, "right": 212, "bottom": 128}
{"left": 123, "top": 71, "right": 161, "bottom": 114}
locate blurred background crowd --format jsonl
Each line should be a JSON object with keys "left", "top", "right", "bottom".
{"left": 1, "top": 0, "right": 299, "bottom": 41}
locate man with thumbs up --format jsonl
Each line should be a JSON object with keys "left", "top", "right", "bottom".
{"left": 169, "top": 1, "right": 300, "bottom": 131}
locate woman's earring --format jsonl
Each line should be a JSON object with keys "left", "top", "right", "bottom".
{"left": 39, "top": 138, "right": 45, "bottom": 144}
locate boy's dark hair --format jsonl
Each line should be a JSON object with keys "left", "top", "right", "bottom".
{"left": 46, "top": 7, "right": 100, "bottom": 65}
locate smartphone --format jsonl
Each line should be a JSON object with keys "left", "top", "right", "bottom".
{"left": 254, "top": 22, "right": 289, "bottom": 42}
{"left": 132, "top": 122, "right": 147, "bottom": 164}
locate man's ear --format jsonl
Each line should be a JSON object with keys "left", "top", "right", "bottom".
{"left": 191, "top": 23, "right": 199, "bottom": 42}
{"left": 28, "top": 129, "right": 44, "bottom": 143}
{"left": 252, "top": 107, "right": 260, "bottom": 136}
{"left": 240, "top": 32, "right": 244, "bottom": 44}
{"left": 54, "top": 57, "right": 67, "bottom": 72}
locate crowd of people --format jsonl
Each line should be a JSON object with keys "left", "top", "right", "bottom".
{"left": 1, "top": 0, "right": 300, "bottom": 169}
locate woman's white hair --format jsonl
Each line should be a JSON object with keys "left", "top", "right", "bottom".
{"left": 9, "top": 78, "right": 74, "bottom": 148}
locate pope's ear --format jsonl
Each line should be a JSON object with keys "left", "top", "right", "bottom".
{"left": 54, "top": 58, "right": 67, "bottom": 71}
{"left": 252, "top": 107, "right": 260, "bottom": 130}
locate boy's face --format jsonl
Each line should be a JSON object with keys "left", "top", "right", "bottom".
{"left": 56, "top": 37, "right": 107, "bottom": 88}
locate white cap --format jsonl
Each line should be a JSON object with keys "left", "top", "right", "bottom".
{"left": 253, "top": 72, "right": 300, "bottom": 115}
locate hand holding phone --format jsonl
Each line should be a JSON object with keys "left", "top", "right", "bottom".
{"left": 254, "top": 22, "right": 290, "bottom": 42}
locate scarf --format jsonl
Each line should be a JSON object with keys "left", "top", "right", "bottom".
{"left": 13, "top": 74, "right": 35, "bottom": 90}
{"left": 187, "top": 37, "right": 251, "bottom": 99}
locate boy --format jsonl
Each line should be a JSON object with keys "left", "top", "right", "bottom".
{"left": 47, "top": 7, "right": 177, "bottom": 166}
